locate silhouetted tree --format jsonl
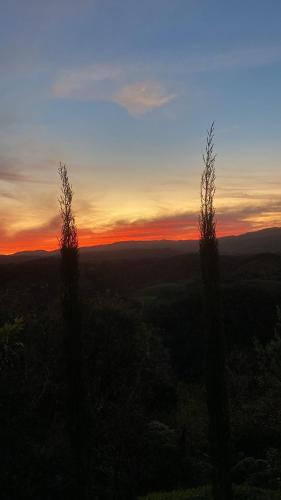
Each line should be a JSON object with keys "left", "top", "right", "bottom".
{"left": 59, "top": 163, "right": 85, "bottom": 499}
{"left": 199, "top": 124, "right": 232, "bottom": 500}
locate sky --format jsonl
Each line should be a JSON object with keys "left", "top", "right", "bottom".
{"left": 1, "top": 0, "right": 281, "bottom": 253}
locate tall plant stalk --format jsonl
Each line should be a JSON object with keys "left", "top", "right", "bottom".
{"left": 59, "top": 163, "right": 85, "bottom": 500}
{"left": 199, "top": 124, "right": 232, "bottom": 500}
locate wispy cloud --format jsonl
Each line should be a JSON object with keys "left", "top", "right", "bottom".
{"left": 0, "top": 157, "right": 54, "bottom": 185}
{"left": 52, "top": 63, "right": 176, "bottom": 115}
{"left": 52, "top": 44, "right": 281, "bottom": 114}
{"left": 114, "top": 81, "right": 176, "bottom": 115}
{"left": 52, "top": 63, "right": 121, "bottom": 100}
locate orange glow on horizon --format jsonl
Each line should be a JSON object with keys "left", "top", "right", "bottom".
{"left": 0, "top": 219, "right": 254, "bottom": 255}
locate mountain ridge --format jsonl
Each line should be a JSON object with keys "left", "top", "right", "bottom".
{"left": 1, "top": 226, "right": 281, "bottom": 262}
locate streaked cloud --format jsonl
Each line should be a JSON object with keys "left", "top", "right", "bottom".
{"left": 3, "top": 197, "right": 281, "bottom": 254}
{"left": 52, "top": 63, "right": 121, "bottom": 100}
{"left": 0, "top": 166, "right": 51, "bottom": 185}
{"left": 181, "top": 45, "right": 281, "bottom": 74}
{"left": 0, "top": 168, "right": 28, "bottom": 183}
{"left": 0, "top": 191, "right": 17, "bottom": 200}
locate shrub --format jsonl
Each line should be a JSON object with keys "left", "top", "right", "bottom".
{"left": 139, "top": 484, "right": 281, "bottom": 500}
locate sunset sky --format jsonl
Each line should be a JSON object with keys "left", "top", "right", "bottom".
{"left": 1, "top": 0, "right": 281, "bottom": 253}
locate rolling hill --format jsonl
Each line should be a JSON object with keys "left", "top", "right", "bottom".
{"left": 1, "top": 227, "right": 281, "bottom": 262}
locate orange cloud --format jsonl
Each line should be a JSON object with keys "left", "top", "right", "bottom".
{"left": 0, "top": 205, "right": 271, "bottom": 255}
{"left": 0, "top": 216, "right": 60, "bottom": 254}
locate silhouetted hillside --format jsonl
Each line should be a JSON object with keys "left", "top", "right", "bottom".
{"left": 2, "top": 227, "right": 281, "bottom": 262}
{"left": 2, "top": 250, "right": 281, "bottom": 293}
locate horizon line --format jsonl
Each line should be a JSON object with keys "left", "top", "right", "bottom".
{"left": 1, "top": 226, "right": 281, "bottom": 257}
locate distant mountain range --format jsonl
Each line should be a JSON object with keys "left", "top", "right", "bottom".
{"left": 2, "top": 227, "right": 281, "bottom": 263}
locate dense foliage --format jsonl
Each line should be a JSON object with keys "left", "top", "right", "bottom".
{"left": 1, "top": 251, "right": 281, "bottom": 498}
